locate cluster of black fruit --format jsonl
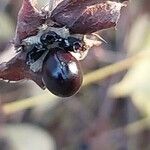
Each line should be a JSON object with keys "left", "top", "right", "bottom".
{"left": 26, "top": 31, "right": 85, "bottom": 97}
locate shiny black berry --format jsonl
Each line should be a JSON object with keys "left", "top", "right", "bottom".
{"left": 42, "top": 49, "right": 83, "bottom": 97}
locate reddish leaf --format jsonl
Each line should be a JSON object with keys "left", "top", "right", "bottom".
{"left": 0, "top": 0, "right": 47, "bottom": 89}
{"left": 14, "top": 0, "right": 46, "bottom": 47}
{"left": 51, "top": 0, "right": 126, "bottom": 34}
{"left": 0, "top": 52, "right": 45, "bottom": 88}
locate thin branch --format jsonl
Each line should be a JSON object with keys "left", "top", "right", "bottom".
{"left": 82, "top": 56, "right": 134, "bottom": 87}
{"left": 125, "top": 117, "right": 150, "bottom": 135}
{"left": 2, "top": 91, "right": 58, "bottom": 115}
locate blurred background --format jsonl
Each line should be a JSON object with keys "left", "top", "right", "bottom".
{"left": 0, "top": 0, "right": 150, "bottom": 150}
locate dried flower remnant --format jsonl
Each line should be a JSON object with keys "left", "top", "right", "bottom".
{"left": 0, "top": 0, "right": 127, "bottom": 97}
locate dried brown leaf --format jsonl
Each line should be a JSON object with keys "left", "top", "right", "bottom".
{"left": 51, "top": 0, "right": 126, "bottom": 34}
{"left": 0, "top": 52, "right": 45, "bottom": 88}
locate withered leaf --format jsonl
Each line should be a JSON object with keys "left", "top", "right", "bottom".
{"left": 0, "top": 51, "right": 45, "bottom": 88}
{"left": 14, "top": 0, "right": 46, "bottom": 47}
{"left": 51, "top": 0, "right": 126, "bottom": 34}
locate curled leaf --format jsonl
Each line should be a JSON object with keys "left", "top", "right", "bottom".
{"left": 51, "top": 0, "right": 126, "bottom": 34}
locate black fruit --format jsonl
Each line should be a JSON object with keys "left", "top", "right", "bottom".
{"left": 42, "top": 49, "right": 83, "bottom": 97}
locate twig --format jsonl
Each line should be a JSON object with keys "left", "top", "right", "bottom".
{"left": 82, "top": 55, "right": 136, "bottom": 86}
{"left": 125, "top": 117, "right": 150, "bottom": 135}
{"left": 2, "top": 92, "right": 58, "bottom": 115}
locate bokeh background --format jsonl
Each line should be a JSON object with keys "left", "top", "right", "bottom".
{"left": 0, "top": 0, "right": 150, "bottom": 150}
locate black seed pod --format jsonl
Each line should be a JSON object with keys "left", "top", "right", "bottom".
{"left": 42, "top": 48, "right": 83, "bottom": 97}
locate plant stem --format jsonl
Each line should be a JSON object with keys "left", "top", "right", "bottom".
{"left": 2, "top": 92, "right": 58, "bottom": 115}
{"left": 125, "top": 117, "right": 150, "bottom": 135}
{"left": 82, "top": 55, "right": 136, "bottom": 86}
